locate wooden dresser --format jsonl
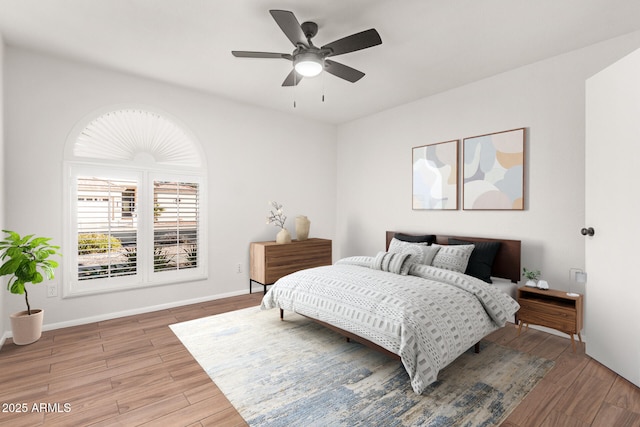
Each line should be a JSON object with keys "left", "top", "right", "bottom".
{"left": 249, "top": 238, "right": 332, "bottom": 294}
{"left": 517, "top": 286, "right": 583, "bottom": 351}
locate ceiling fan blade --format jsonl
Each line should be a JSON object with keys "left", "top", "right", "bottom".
{"left": 232, "top": 51, "right": 292, "bottom": 60}
{"left": 282, "top": 69, "right": 303, "bottom": 86}
{"left": 322, "top": 29, "right": 382, "bottom": 57}
{"left": 269, "top": 10, "right": 307, "bottom": 47}
{"left": 324, "top": 59, "right": 365, "bottom": 83}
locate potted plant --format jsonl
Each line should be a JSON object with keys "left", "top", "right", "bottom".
{"left": 522, "top": 267, "right": 541, "bottom": 288}
{"left": 0, "top": 230, "right": 61, "bottom": 345}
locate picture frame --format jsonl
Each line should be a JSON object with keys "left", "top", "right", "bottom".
{"left": 412, "top": 140, "right": 459, "bottom": 210}
{"left": 463, "top": 128, "right": 525, "bottom": 210}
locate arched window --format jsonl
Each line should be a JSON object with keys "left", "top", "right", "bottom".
{"left": 64, "top": 108, "right": 206, "bottom": 296}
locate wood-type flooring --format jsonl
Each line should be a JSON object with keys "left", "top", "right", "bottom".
{"left": 1, "top": 293, "right": 638, "bottom": 426}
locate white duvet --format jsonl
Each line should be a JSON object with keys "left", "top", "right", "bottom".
{"left": 261, "top": 256, "right": 520, "bottom": 394}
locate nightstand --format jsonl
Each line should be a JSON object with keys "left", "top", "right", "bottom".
{"left": 517, "top": 286, "right": 583, "bottom": 352}
{"left": 249, "top": 238, "right": 332, "bottom": 294}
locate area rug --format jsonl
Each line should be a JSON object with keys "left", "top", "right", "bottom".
{"left": 170, "top": 307, "right": 553, "bottom": 426}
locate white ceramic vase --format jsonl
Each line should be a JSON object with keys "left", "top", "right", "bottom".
{"left": 295, "top": 215, "right": 310, "bottom": 241}
{"left": 525, "top": 279, "right": 537, "bottom": 287}
{"left": 276, "top": 228, "right": 291, "bottom": 244}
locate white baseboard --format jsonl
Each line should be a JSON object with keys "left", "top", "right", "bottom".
{"left": 3, "top": 289, "right": 250, "bottom": 340}
{"left": 0, "top": 331, "right": 8, "bottom": 350}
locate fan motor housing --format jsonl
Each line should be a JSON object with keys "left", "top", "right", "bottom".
{"left": 301, "top": 21, "right": 318, "bottom": 40}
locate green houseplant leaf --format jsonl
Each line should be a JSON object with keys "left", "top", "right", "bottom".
{"left": 522, "top": 267, "right": 541, "bottom": 281}
{"left": 0, "top": 230, "right": 61, "bottom": 315}
{"left": 0, "top": 257, "right": 22, "bottom": 275}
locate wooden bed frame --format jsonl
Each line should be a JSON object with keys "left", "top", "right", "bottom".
{"left": 280, "top": 231, "right": 522, "bottom": 360}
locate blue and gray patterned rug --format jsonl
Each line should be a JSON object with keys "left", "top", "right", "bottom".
{"left": 170, "top": 307, "right": 553, "bottom": 426}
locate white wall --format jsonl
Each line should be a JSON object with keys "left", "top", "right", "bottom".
{"left": 0, "top": 35, "right": 6, "bottom": 345}
{"left": 3, "top": 47, "right": 336, "bottom": 330}
{"left": 336, "top": 31, "right": 640, "bottom": 306}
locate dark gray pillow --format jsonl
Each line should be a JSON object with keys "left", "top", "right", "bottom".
{"left": 393, "top": 233, "right": 436, "bottom": 245}
{"left": 449, "top": 238, "right": 501, "bottom": 283}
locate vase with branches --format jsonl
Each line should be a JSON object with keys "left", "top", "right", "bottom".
{"left": 266, "top": 201, "right": 291, "bottom": 243}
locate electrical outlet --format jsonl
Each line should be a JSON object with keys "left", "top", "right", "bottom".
{"left": 236, "top": 263, "right": 242, "bottom": 274}
{"left": 47, "top": 282, "right": 58, "bottom": 298}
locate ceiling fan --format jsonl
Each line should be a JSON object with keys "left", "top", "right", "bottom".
{"left": 232, "top": 10, "right": 382, "bottom": 86}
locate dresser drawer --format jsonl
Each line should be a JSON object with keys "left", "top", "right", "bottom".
{"left": 251, "top": 238, "right": 332, "bottom": 285}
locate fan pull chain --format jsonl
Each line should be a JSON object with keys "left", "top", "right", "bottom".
{"left": 322, "top": 61, "right": 326, "bottom": 102}
{"left": 293, "top": 70, "right": 297, "bottom": 108}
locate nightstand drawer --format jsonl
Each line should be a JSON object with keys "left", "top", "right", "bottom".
{"left": 518, "top": 299, "right": 576, "bottom": 320}
{"left": 518, "top": 303, "right": 576, "bottom": 332}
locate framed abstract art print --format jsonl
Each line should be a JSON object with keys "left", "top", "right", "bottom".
{"left": 412, "top": 140, "right": 458, "bottom": 210}
{"left": 463, "top": 128, "right": 525, "bottom": 210}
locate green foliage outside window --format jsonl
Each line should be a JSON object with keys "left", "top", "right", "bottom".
{"left": 78, "top": 233, "right": 122, "bottom": 255}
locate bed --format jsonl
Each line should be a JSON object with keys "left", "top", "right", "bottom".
{"left": 261, "top": 231, "right": 521, "bottom": 394}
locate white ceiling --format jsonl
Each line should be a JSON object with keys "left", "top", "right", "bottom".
{"left": 1, "top": 0, "right": 640, "bottom": 124}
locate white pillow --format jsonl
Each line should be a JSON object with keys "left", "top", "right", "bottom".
{"left": 431, "top": 244, "right": 474, "bottom": 273}
{"left": 388, "top": 238, "right": 440, "bottom": 265}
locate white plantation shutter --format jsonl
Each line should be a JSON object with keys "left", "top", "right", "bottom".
{"left": 77, "top": 177, "right": 138, "bottom": 281}
{"left": 65, "top": 108, "right": 206, "bottom": 296}
{"left": 153, "top": 181, "right": 199, "bottom": 272}
{"left": 74, "top": 109, "right": 202, "bottom": 167}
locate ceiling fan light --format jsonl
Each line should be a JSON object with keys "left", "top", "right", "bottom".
{"left": 294, "top": 53, "right": 323, "bottom": 77}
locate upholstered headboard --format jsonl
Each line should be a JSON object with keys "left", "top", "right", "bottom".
{"left": 385, "top": 231, "right": 521, "bottom": 283}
